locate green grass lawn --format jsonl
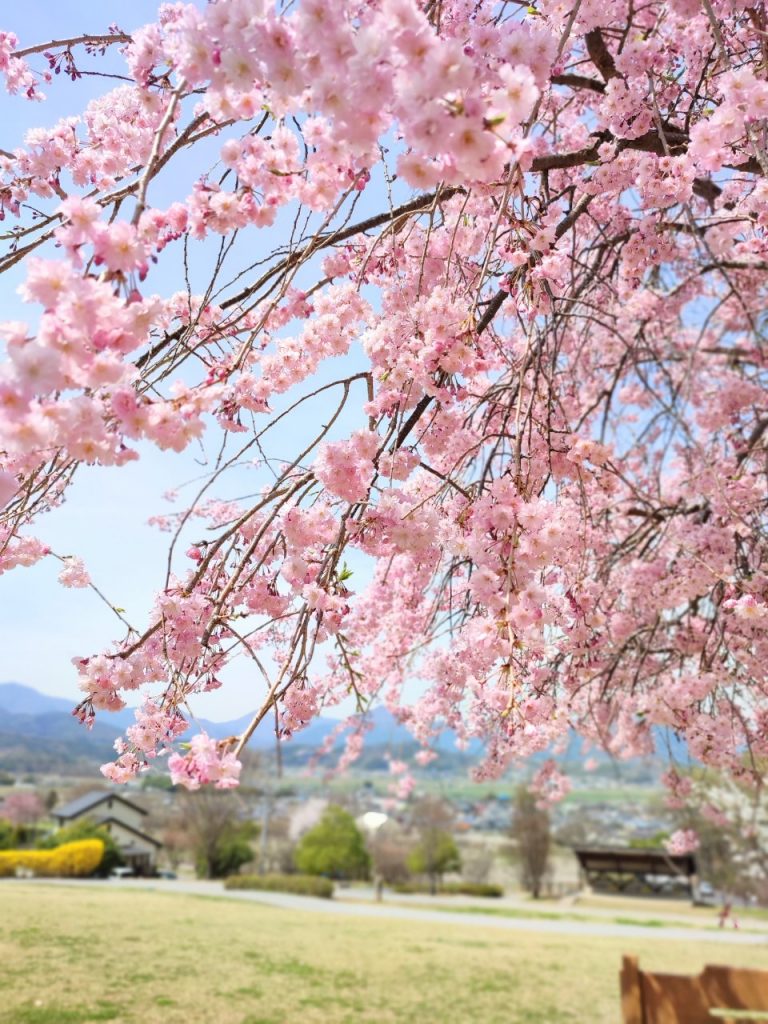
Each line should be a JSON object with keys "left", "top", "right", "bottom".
{"left": 365, "top": 899, "right": 700, "bottom": 930}
{"left": 2, "top": 884, "right": 767, "bottom": 1024}
{"left": 572, "top": 893, "right": 768, "bottom": 924}
{"left": 370, "top": 896, "right": 768, "bottom": 933}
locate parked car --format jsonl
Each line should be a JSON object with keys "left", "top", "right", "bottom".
{"left": 695, "top": 881, "right": 717, "bottom": 906}
{"left": 109, "top": 866, "right": 135, "bottom": 879}
{"left": 155, "top": 869, "right": 177, "bottom": 880}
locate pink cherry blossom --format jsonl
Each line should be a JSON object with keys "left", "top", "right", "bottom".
{"left": 0, "top": 0, "right": 765, "bottom": 810}
{"left": 0, "top": 470, "right": 17, "bottom": 509}
{"left": 665, "top": 829, "right": 700, "bottom": 856}
{"left": 167, "top": 734, "right": 242, "bottom": 790}
{"left": 57, "top": 556, "right": 91, "bottom": 589}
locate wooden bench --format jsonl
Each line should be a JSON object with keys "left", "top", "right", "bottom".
{"left": 621, "top": 955, "right": 768, "bottom": 1024}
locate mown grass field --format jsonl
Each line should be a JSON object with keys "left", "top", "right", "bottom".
{"left": 2, "top": 884, "right": 768, "bottom": 1024}
{"left": 366, "top": 899, "right": 734, "bottom": 931}
{"left": 573, "top": 892, "right": 768, "bottom": 923}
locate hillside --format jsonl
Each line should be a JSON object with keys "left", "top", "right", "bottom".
{"left": 0, "top": 682, "right": 670, "bottom": 784}
{"left": 0, "top": 682, "right": 462, "bottom": 777}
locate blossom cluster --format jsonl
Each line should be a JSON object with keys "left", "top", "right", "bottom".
{"left": 0, "top": 0, "right": 767, "bottom": 801}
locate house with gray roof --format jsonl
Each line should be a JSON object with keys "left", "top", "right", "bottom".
{"left": 53, "top": 791, "right": 161, "bottom": 875}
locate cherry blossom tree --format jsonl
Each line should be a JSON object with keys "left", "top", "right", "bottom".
{"left": 1, "top": 0, "right": 767, "bottom": 813}
{"left": 1, "top": 790, "right": 45, "bottom": 827}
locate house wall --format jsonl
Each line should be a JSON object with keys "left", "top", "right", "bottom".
{"left": 98, "top": 799, "right": 144, "bottom": 831}
{"left": 104, "top": 821, "right": 158, "bottom": 863}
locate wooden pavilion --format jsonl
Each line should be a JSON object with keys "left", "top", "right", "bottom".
{"left": 574, "top": 846, "right": 697, "bottom": 897}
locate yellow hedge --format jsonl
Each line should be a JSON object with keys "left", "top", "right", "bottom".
{"left": 0, "top": 839, "right": 105, "bottom": 878}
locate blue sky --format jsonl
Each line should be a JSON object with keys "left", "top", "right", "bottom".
{"left": 0, "top": 0, "right": 377, "bottom": 721}
{"left": 0, "top": 2, "right": 226, "bottom": 710}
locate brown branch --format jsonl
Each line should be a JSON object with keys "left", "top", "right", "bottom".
{"left": 737, "top": 418, "right": 768, "bottom": 464}
{"left": 136, "top": 186, "right": 464, "bottom": 371}
{"left": 585, "top": 28, "right": 619, "bottom": 82}
{"left": 551, "top": 73, "right": 606, "bottom": 93}
{"left": 555, "top": 192, "right": 594, "bottom": 239}
{"left": 532, "top": 142, "right": 603, "bottom": 172}
{"left": 532, "top": 127, "right": 760, "bottom": 176}
{"left": 395, "top": 393, "right": 436, "bottom": 450}
{"left": 693, "top": 177, "right": 722, "bottom": 208}
{"left": 15, "top": 33, "right": 131, "bottom": 59}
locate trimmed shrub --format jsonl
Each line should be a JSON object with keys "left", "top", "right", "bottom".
{"left": 445, "top": 882, "right": 503, "bottom": 897}
{"left": 0, "top": 839, "right": 105, "bottom": 878}
{"left": 224, "top": 873, "right": 334, "bottom": 899}
{"left": 392, "top": 881, "right": 503, "bottom": 897}
{"left": 38, "top": 818, "right": 123, "bottom": 876}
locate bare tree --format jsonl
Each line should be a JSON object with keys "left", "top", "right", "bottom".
{"left": 408, "top": 797, "right": 461, "bottom": 896}
{"left": 258, "top": 814, "right": 295, "bottom": 875}
{"left": 161, "top": 818, "right": 192, "bottom": 870}
{"left": 459, "top": 843, "right": 495, "bottom": 886}
{"left": 181, "top": 789, "right": 254, "bottom": 879}
{"left": 368, "top": 827, "right": 412, "bottom": 899}
{"left": 511, "top": 786, "right": 551, "bottom": 900}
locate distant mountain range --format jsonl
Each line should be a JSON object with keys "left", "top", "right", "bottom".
{"left": 0, "top": 681, "right": 681, "bottom": 781}
{"left": 0, "top": 681, "right": 451, "bottom": 776}
{"left": 0, "top": 680, "right": 417, "bottom": 745}
{"left": 0, "top": 682, "right": 124, "bottom": 774}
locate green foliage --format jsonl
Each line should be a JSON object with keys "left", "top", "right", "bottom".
{"left": 198, "top": 834, "right": 254, "bottom": 879}
{"left": 37, "top": 818, "right": 123, "bottom": 875}
{"left": 628, "top": 833, "right": 670, "bottom": 849}
{"left": 0, "top": 817, "right": 18, "bottom": 849}
{"left": 436, "top": 881, "right": 502, "bottom": 897}
{"left": 140, "top": 774, "right": 175, "bottom": 791}
{"left": 406, "top": 797, "right": 461, "bottom": 895}
{"left": 183, "top": 790, "right": 257, "bottom": 879}
{"left": 393, "top": 881, "right": 503, "bottom": 897}
{"left": 294, "top": 805, "right": 370, "bottom": 880}
{"left": 225, "top": 873, "right": 334, "bottom": 898}
{"left": 407, "top": 833, "right": 461, "bottom": 881}
{"left": 236, "top": 820, "right": 262, "bottom": 841}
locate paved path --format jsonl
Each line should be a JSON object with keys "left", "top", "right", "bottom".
{"left": 19, "top": 878, "right": 767, "bottom": 946}
{"left": 334, "top": 885, "right": 768, "bottom": 932}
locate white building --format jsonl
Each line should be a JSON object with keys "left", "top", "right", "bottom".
{"left": 52, "top": 791, "right": 162, "bottom": 875}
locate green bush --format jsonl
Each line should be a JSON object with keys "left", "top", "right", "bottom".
{"left": 294, "top": 805, "right": 370, "bottom": 880}
{"left": 409, "top": 831, "right": 462, "bottom": 880}
{"left": 197, "top": 834, "right": 254, "bottom": 879}
{"left": 224, "top": 873, "right": 334, "bottom": 899}
{"left": 444, "top": 882, "right": 503, "bottom": 897}
{"left": 0, "top": 819, "right": 17, "bottom": 850}
{"left": 392, "top": 881, "right": 503, "bottom": 897}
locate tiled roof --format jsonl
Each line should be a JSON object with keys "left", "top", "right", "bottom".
{"left": 94, "top": 816, "right": 162, "bottom": 848}
{"left": 53, "top": 790, "right": 148, "bottom": 820}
